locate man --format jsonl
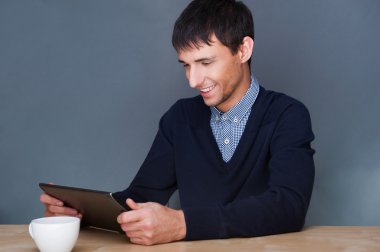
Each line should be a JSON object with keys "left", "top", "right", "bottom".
{"left": 40, "top": 0, "right": 315, "bottom": 246}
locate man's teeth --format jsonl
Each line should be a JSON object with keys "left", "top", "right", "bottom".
{"left": 200, "top": 85, "right": 215, "bottom": 92}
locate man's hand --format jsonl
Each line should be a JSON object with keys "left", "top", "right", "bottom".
{"left": 40, "top": 193, "right": 82, "bottom": 218}
{"left": 117, "top": 198, "right": 186, "bottom": 245}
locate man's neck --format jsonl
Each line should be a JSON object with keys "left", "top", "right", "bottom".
{"left": 216, "top": 68, "right": 252, "bottom": 113}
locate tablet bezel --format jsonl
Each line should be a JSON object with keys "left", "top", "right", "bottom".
{"left": 39, "top": 183, "right": 128, "bottom": 233}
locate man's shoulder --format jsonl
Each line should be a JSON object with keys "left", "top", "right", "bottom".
{"left": 260, "top": 87, "right": 304, "bottom": 107}
{"left": 258, "top": 87, "right": 310, "bottom": 123}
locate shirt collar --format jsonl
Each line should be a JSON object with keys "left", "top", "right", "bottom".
{"left": 211, "top": 75, "right": 260, "bottom": 124}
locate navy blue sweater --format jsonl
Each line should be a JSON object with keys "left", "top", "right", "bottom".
{"left": 114, "top": 86, "right": 315, "bottom": 240}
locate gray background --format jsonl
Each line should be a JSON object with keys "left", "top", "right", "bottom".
{"left": 1, "top": 0, "right": 379, "bottom": 226}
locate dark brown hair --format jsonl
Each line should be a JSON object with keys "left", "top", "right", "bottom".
{"left": 172, "top": 0, "right": 254, "bottom": 59}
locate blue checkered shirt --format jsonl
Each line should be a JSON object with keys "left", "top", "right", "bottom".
{"left": 210, "top": 76, "right": 260, "bottom": 162}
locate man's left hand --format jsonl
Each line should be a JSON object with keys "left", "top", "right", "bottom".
{"left": 117, "top": 198, "right": 186, "bottom": 245}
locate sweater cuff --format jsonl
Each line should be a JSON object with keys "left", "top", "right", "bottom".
{"left": 182, "top": 206, "right": 224, "bottom": 240}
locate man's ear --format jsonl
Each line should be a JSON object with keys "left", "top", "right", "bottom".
{"left": 239, "top": 36, "right": 254, "bottom": 63}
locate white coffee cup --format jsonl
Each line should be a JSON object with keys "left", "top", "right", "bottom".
{"left": 29, "top": 216, "right": 80, "bottom": 252}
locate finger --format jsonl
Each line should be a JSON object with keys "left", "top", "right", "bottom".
{"left": 50, "top": 212, "right": 82, "bottom": 219}
{"left": 126, "top": 198, "right": 141, "bottom": 210}
{"left": 120, "top": 222, "right": 144, "bottom": 232}
{"left": 44, "top": 210, "right": 55, "bottom": 217}
{"left": 129, "top": 237, "right": 144, "bottom": 245}
{"left": 121, "top": 224, "right": 138, "bottom": 233}
{"left": 125, "top": 230, "right": 144, "bottom": 238}
{"left": 126, "top": 198, "right": 152, "bottom": 210}
{"left": 40, "top": 193, "right": 63, "bottom": 206}
{"left": 47, "top": 205, "right": 78, "bottom": 216}
{"left": 117, "top": 210, "right": 143, "bottom": 224}
{"left": 129, "top": 236, "right": 153, "bottom": 246}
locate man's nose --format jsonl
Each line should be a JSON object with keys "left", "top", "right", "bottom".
{"left": 188, "top": 67, "right": 203, "bottom": 89}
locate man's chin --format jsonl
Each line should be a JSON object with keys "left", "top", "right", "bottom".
{"left": 202, "top": 98, "right": 218, "bottom": 108}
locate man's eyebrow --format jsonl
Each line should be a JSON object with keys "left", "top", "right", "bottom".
{"left": 194, "top": 57, "right": 215, "bottom": 62}
{"left": 178, "top": 57, "right": 215, "bottom": 64}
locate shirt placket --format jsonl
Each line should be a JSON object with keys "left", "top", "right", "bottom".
{"left": 220, "top": 115, "right": 233, "bottom": 162}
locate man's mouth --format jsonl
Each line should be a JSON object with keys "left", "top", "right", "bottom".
{"left": 200, "top": 84, "right": 216, "bottom": 93}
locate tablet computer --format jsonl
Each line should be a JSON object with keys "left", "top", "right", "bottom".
{"left": 39, "top": 183, "right": 129, "bottom": 233}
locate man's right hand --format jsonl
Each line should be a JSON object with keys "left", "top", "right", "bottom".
{"left": 40, "top": 193, "right": 82, "bottom": 218}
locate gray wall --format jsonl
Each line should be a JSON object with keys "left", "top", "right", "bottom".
{"left": 1, "top": 0, "right": 379, "bottom": 226}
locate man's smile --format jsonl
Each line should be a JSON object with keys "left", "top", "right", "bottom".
{"left": 200, "top": 84, "right": 216, "bottom": 93}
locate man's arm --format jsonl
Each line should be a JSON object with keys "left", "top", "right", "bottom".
{"left": 113, "top": 117, "right": 177, "bottom": 205}
{"left": 113, "top": 109, "right": 182, "bottom": 245}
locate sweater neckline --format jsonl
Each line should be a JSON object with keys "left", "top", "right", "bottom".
{"left": 203, "top": 86, "right": 267, "bottom": 170}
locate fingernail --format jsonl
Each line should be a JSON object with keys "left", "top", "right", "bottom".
{"left": 57, "top": 201, "right": 63, "bottom": 206}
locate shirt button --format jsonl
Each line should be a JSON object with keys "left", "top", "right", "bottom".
{"left": 224, "top": 138, "right": 230, "bottom": 144}
{"left": 233, "top": 117, "right": 238, "bottom": 123}
{"left": 215, "top": 116, "right": 219, "bottom": 121}
{"left": 222, "top": 115, "right": 227, "bottom": 120}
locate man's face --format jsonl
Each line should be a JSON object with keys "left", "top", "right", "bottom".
{"left": 178, "top": 35, "right": 249, "bottom": 112}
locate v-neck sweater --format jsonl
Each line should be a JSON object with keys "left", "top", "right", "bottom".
{"left": 114, "top": 86, "right": 315, "bottom": 240}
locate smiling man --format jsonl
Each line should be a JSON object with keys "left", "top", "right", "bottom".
{"left": 40, "top": 0, "right": 315, "bottom": 246}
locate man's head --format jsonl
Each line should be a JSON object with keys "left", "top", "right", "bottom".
{"left": 172, "top": 0, "right": 255, "bottom": 112}
{"left": 172, "top": 0, "right": 254, "bottom": 65}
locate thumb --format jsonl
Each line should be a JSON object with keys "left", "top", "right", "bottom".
{"left": 126, "top": 198, "right": 140, "bottom": 210}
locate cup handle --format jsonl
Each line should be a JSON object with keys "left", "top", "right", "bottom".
{"left": 29, "top": 223, "right": 34, "bottom": 239}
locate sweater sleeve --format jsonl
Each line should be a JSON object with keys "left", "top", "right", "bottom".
{"left": 183, "top": 103, "right": 315, "bottom": 240}
{"left": 113, "top": 109, "right": 177, "bottom": 205}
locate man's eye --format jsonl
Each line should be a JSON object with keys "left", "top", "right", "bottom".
{"left": 202, "top": 61, "right": 211, "bottom": 66}
{"left": 183, "top": 64, "right": 189, "bottom": 68}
